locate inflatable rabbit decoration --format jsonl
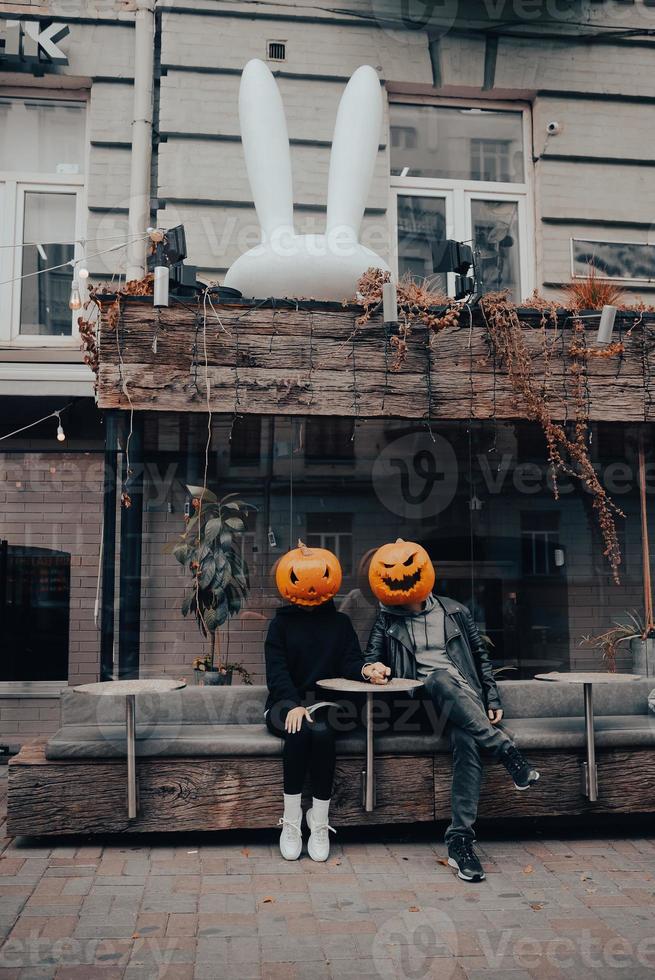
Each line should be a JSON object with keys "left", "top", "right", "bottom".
{"left": 223, "top": 58, "right": 390, "bottom": 301}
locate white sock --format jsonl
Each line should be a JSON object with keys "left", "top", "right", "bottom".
{"left": 312, "top": 797, "right": 330, "bottom": 825}
{"left": 283, "top": 793, "right": 302, "bottom": 825}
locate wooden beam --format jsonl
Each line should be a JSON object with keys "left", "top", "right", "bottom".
{"left": 7, "top": 740, "right": 433, "bottom": 836}
{"left": 95, "top": 298, "right": 655, "bottom": 421}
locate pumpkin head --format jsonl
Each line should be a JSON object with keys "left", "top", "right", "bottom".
{"left": 368, "top": 538, "right": 435, "bottom": 606}
{"left": 275, "top": 540, "right": 343, "bottom": 607}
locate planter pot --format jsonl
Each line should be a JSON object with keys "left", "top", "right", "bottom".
{"left": 200, "top": 669, "right": 233, "bottom": 687}
{"left": 630, "top": 637, "right": 655, "bottom": 677}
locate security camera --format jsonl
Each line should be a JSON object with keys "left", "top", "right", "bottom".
{"left": 546, "top": 121, "right": 562, "bottom": 135}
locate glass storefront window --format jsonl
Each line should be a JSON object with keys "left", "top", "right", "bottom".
{"left": 136, "top": 414, "right": 650, "bottom": 682}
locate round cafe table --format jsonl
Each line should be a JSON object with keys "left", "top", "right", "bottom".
{"left": 535, "top": 671, "right": 641, "bottom": 802}
{"left": 72, "top": 678, "right": 186, "bottom": 820}
{"left": 317, "top": 676, "right": 423, "bottom": 812}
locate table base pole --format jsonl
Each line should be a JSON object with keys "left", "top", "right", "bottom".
{"left": 126, "top": 694, "right": 137, "bottom": 820}
{"left": 582, "top": 762, "right": 599, "bottom": 802}
{"left": 361, "top": 770, "right": 376, "bottom": 812}
{"left": 583, "top": 683, "right": 598, "bottom": 802}
{"left": 363, "top": 692, "right": 375, "bottom": 812}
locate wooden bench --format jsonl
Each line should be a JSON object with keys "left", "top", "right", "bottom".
{"left": 7, "top": 681, "right": 655, "bottom": 837}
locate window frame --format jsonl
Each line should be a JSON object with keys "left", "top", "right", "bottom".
{"left": 388, "top": 95, "right": 535, "bottom": 299}
{"left": 0, "top": 91, "right": 88, "bottom": 348}
{"left": 570, "top": 236, "right": 655, "bottom": 284}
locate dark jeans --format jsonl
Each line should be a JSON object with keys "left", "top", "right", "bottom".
{"left": 395, "top": 669, "right": 513, "bottom": 844}
{"left": 266, "top": 703, "right": 335, "bottom": 799}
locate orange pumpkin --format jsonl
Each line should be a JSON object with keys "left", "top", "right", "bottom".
{"left": 275, "top": 540, "right": 343, "bottom": 607}
{"left": 368, "top": 538, "right": 435, "bottom": 606}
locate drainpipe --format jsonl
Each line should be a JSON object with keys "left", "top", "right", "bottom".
{"left": 126, "top": 0, "right": 155, "bottom": 282}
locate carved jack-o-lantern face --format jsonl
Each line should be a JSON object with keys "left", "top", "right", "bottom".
{"left": 275, "top": 540, "right": 343, "bottom": 607}
{"left": 368, "top": 538, "right": 435, "bottom": 606}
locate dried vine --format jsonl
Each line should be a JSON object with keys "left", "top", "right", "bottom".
{"left": 355, "top": 268, "right": 460, "bottom": 370}
{"left": 480, "top": 292, "right": 624, "bottom": 583}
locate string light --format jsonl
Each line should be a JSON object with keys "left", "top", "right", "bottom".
{"left": 78, "top": 268, "right": 89, "bottom": 281}
{"left": 0, "top": 235, "right": 150, "bottom": 289}
{"left": 69, "top": 281, "right": 82, "bottom": 310}
{"left": 55, "top": 411, "right": 66, "bottom": 442}
{"left": 0, "top": 404, "right": 72, "bottom": 443}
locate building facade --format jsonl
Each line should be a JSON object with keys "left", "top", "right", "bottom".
{"left": 1, "top": 0, "right": 655, "bottom": 745}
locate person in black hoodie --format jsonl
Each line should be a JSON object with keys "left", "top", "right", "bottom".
{"left": 265, "top": 545, "right": 386, "bottom": 863}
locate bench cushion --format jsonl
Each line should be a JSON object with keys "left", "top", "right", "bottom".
{"left": 47, "top": 678, "right": 654, "bottom": 761}
{"left": 44, "top": 714, "right": 655, "bottom": 760}
{"left": 44, "top": 723, "right": 452, "bottom": 759}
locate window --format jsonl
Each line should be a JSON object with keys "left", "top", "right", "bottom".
{"left": 304, "top": 418, "right": 354, "bottom": 463}
{"left": 306, "top": 513, "right": 353, "bottom": 575}
{"left": 230, "top": 416, "right": 262, "bottom": 466}
{"left": 390, "top": 100, "right": 532, "bottom": 303}
{"left": 0, "top": 96, "right": 86, "bottom": 344}
{"left": 572, "top": 239, "right": 655, "bottom": 283}
{"left": 520, "top": 513, "right": 561, "bottom": 577}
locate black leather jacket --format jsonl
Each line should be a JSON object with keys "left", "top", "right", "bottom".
{"left": 364, "top": 595, "right": 502, "bottom": 711}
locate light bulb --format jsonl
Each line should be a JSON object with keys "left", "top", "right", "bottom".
{"left": 55, "top": 413, "right": 66, "bottom": 442}
{"left": 69, "top": 282, "right": 81, "bottom": 310}
{"left": 78, "top": 268, "right": 89, "bottom": 280}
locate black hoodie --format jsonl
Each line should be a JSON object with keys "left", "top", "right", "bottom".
{"left": 264, "top": 600, "right": 365, "bottom": 712}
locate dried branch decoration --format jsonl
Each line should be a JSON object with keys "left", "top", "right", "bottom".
{"left": 480, "top": 292, "right": 624, "bottom": 584}
{"left": 355, "top": 268, "right": 460, "bottom": 370}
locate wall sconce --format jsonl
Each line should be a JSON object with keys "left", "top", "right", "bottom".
{"left": 596, "top": 305, "right": 617, "bottom": 345}
{"left": 572, "top": 305, "right": 617, "bottom": 345}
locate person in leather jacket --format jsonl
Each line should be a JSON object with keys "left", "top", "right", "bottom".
{"left": 364, "top": 592, "right": 540, "bottom": 882}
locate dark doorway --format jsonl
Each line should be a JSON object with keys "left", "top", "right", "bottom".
{"left": 0, "top": 542, "right": 70, "bottom": 681}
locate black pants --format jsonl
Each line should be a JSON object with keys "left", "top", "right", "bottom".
{"left": 266, "top": 704, "right": 335, "bottom": 799}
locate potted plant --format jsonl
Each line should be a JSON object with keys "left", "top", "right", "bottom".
{"left": 580, "top": 610, "right": 653, "bottom": 674}
{"left": 172, "top": 486, "right": 255, "bottom": 685}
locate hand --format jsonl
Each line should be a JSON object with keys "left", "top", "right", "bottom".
{"left": 285, "top": 706, "right": 313, "bottom": 734}
{"left": 363, "top": 662, "right": 391, "bottom": 685}
{"left": 488, "top": 708, "right": 504, "bottom": 725}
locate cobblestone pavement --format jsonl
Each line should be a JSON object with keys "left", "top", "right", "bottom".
{"left": 1, "top": 770, "right": 655, "bottom": 979}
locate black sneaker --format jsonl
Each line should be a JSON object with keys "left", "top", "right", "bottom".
{"left": 501, "top": 744, "right": 540, "bottom": 790}
{"left": 447, "top": 836, "right": 486, "bottom": 882}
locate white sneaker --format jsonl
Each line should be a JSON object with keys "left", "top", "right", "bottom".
{"left": 278, "top": 816, "right": 303, "bottom": 861}
{"left": 306, "top": 807, "right": 335, "bottom": 862}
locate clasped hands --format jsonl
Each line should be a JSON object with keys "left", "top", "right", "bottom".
{"left": 362, "top": 662, "right": 391, "bottom": 685}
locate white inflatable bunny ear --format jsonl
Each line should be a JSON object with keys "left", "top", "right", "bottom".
{"left": 237, "top": 58, "right": 294, "bottom": 243}
{"left": 326, "top": 65, "right": 383, "bottom": 244}
{"left": 223, "top": 59, "right": 390, "bottom": 301}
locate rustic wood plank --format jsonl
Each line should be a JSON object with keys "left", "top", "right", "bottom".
{"left": 434, "top": 749, "right": 655, "bottom": 820}
{"left": 98, "top": 362, "right": 649, "bottom": 421}
{"left": 6, "top": 748, "right": 433, "bottom": 836}
{"left": 96, "top": 299, "right": 655, "bottom": 420}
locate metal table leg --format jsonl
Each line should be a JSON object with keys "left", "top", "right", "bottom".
{"left": 126, "top": 694, "right": 137, "bottom": 819}
{"left": 582, "top": 682, "right": 598, "bottom": 802}
{"left": 362, "top": 691, "right": 376, "bottom": 812}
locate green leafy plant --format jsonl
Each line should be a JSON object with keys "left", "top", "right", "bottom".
{"left": 172, "top": 486, "right": 255, "bottom": 676}
{"left": 580, "top": 610, "right": 645, "bottom": 672}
